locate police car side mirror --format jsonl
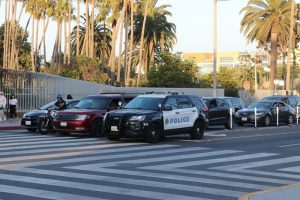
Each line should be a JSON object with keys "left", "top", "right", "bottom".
{"left": 163, "top": 106, "right": 173, "bottom": 111}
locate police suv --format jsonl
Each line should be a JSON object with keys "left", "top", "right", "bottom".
{"left": 102, "top": 93, "right": 209, "bottom": 143}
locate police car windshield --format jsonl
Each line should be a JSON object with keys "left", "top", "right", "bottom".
{"left": 124, "top": 97, "right": 164, "bottom": 110}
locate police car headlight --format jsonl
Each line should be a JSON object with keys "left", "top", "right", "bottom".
{"left": 129, "top": 115, "right": 146, "bottom": 121}
{"left": 77, "top": 115, "right": 90, "bottom": 120}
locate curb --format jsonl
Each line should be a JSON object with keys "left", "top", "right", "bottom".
{"left": 0, "top": 126, "right": 22, "bottom": 131}
{"left": 238, "top": 182, "right": 300, "bottom": 200}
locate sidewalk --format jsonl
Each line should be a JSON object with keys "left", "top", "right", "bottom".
{"left": 239, "top": 182, "right": 300, "bottom": 200}
{"left": 0, "top": 118, "right": 22, "bottom": 130}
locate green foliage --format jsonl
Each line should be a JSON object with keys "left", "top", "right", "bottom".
{"left": 76, "top": 55, "right": 109, "bottom": 84}
{"left": 146, "top": 52, "right": 198, "bottom": 87}
{"left": 0, "top": 22, "right": 31, "bottom": 70}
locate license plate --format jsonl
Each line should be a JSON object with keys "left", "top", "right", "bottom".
{"left": 25, "top": 121, "right": 31, "bottom": 125}
{"left": 111, "top": 126, "right": 118, "bottom": 131}
{"left": 60, "top": 122, "right": 67, "bottom": 127}
{"left": 242, "top": 117, "right": 247, "bottom": 122}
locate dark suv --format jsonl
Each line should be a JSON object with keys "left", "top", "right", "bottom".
{"left": 202, "top": 97, "right": 234, "bottom": 129}
{"left": 103, "top": 93, "right": 208, "bottom": 143}
{"left": 262, "top": 95, "right": 300, "bottom": 108}
{"left": 52, "top": 93, "right": 138, "bottom": 136}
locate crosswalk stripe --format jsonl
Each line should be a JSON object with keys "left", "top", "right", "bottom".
{"left": 0, "top": 184, "right": 107, "bottom": 200}
{"left": 159, "top": 168, "right": 293, "bottom": 185}
{"left": 9, "top": 168, "right": 246, "bottom": 197}
{"left": 71, "top": 149, "right": 239, "bottom": 168}
{"left": 140, "top": 153, "right": 276, "bottom": 169}
{"left": 0, "top": 174, "right": 212, "bottom": 200}
{"left": 67, "top": 167, "right": 273, "bottom": 190}
{"left": 238, "top": 169, "right": 300, "bottom": 180}
{"left": 213, "top": 155, "right": 300, "bottom": 171}
{"left": 0, "top": 144, "right": 177, "bottom": 168}
{"left": 0, "top": 138, "right": 104, "bottom": 147}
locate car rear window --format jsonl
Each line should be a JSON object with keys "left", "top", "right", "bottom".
{"left": 75, "top": 97, "right": 110, "bottom": 110}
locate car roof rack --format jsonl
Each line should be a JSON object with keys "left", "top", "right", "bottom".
{"left": 145, "top": 91, "right": 183, "bottom": 95}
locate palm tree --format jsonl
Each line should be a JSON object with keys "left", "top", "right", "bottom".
{"left": 134, "top": 0, "right": 176, "bottom": 84}
{"left": 76, "top": 0, "right": 81, "bottom": 57}
{"left": 240, "top": 0, "right": 292, "bottom": 91}
{"left": 70, "top": 15, "right": 112, "bottom": 61}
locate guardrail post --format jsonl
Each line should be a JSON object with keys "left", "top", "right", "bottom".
{"left": 230, "top": 108, "right": 233, "bottom": 129}
{"left": 277, "top": 106, "right": 279, "bottom": 126}
{"left": 297, "top": 106, "right": 299, "bottom": 126}
{"left": 254, "top": 107, "right": 257, "bottom": 128}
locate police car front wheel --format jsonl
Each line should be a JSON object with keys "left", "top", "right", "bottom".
{"left": 145, "top": 124, "right": 161, "bottom": 143}
{"left": 190, "top": 120, "right": 204, "bottom": 140}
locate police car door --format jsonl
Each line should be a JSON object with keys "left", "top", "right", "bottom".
{"left": 163, "top": 96, "right": 181, "bottom": 130}
{"left": 177, "top": 96, "right": 198, "bottom": 128}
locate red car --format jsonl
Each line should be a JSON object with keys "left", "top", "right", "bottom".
{"left": 52, "top": 93, "right": 138, "bottom": 136}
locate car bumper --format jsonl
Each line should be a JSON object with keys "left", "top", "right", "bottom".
{"left": 52, "top": 120, "right": 90, "bottom": 133}
{"left": 236, "top": 116, "right": 263, "bottom": 124}
{"left": 21, "top": 118, "right": 40, "bottom": 129}
{"left": 104, "top": 121, "right": 147, "bottom": 138}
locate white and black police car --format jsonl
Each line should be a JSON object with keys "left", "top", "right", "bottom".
{"left": 102, "top": 93, "right": 209, "bottom": 143}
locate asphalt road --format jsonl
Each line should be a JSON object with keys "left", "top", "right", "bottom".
{"left": 0, "top": 125, "right": 300, "bottom": 200}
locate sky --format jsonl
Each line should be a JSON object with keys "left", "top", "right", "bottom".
{"left": 0, "top": 0, "right": 257, "bottom": 60}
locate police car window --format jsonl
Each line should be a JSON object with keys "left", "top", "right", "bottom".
{"left": 178, "top": 97, "right": 192, "bottom": 109}
{"left": 164, "top": 97, "right": 178, "bottom": 110}
{"left": 124, "top": 97, "right": 164, "bottom": 110}
{"left": 192, "top": 97, "right": 205, "bottom": 109}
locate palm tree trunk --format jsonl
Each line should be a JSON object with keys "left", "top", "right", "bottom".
{"left": 270, "top": 24, "right": 278, "bottom": 92}
{"left": 85, "top": 0, "right": 90, "bottom": 56}
{"left": 126, "top": 0, "right": 134, "bottom": 86}
{"left": 76, "top": 0, "right": 80, "bottom": 57}
{"left": 68, "top": 1, "right": 72, "bottom": 64}
{"left": 5, "top": 0, "right": 11, "bottom": 69}
{"left": 286, "top": 0, "right": 295, "bottom": 94}
{"left": 109, "top": 5, "right": 126, "bottom": 86}
{"left": 35, "top": 18, "right": 40, "bottom": 72}
{"left": 137, "top": 0, "right": 149, "bottom": 86}
{"left": 3, "top": 0, "right": 8, "bottom": 68}
{"left": 64, "top": 16, "right": 67, "bottom": 65}
{"left": 31, "top": 17, "right": 35, "bottom": 72}
{"left": 90, "top": 0, "right": 95, "bottom": 58}
{"left": 9, "top": 0, "right": 17, "bottom": 69}
{"left": 117, "top": 21, "right": 124, "bottom": 84}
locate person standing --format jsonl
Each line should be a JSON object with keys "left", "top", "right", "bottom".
{"left": 0, "top": 92, "right": 7, "bottom": 122}
{"left": 9, "top": 94, "right": 17, "bottom": 118}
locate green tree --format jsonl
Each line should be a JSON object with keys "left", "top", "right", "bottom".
{"left": 147, "top": 52, "right": 198, "bottom": 87}
{"left": 240, "top": 0, "right": 292, "bottom": 91}
{"left": 76, "top": 55, "right": 109, "bottom": 84}
{"left": 0, "top": 22, "right": 31, "bottom": 70}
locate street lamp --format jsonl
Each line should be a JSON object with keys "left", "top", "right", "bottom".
{"left": 213, "top": 0, "right": 229, "bottom": 97}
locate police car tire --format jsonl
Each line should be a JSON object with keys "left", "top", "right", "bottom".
{"left": 190, "top": 120, "right": 204, "bottom": 140}
{"left": 107, "top": 133, "right": 120, "bottom": 141}
{"left": 91, "top": 119, "right": 102, "bottom": 137}
{"left": 145, "top": 124, "right": 160, "bottom": 143}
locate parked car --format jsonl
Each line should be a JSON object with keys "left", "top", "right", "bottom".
{"left": 103, "top": 93, "right": 209, "bottom": 143}
{"left": 262, "top": 95, "right": 300, "bottom": 108}
{"left": 52, "top": 93, "right": 138, "bottom": 136}
{"left": 235, "top": 100, "right": 295, "bottom": 126}
{"left": 21, "top": 99, "right": 79, "bottom": 132}
{"left": 202, "top": 97, "right": 234, "bottom": 129}
{"left": 220, "top": 97, "right": 245, "bottom": 112}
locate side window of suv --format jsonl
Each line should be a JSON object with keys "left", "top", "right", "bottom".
{"left": 288, "top": 97, "right": 297, "bottom": 107}
{"left": 178, "top": 97, "right": 193, "bottom": 109}
{"left": 217, "top": 99, "right": 228, "bottom": 107}
{"left": 164, "top": 97, "right": 178, "bottom": 110}
{"left": 109, "top": 99, "right": 120, "bottom": 110}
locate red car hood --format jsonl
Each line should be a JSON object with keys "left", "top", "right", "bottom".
{"left": 56, "top": 108, "right": 107, "bottom": 115}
